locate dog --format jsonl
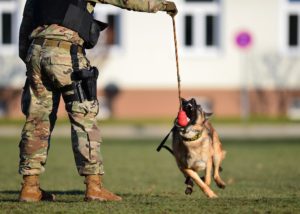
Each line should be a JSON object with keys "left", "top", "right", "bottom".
{"left": 172, "top": 98, "right": 226, "bottom": 198}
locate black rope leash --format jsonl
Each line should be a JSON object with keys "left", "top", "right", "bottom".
{"left": 157, "top": 16, "right": 182, "bottom": 154}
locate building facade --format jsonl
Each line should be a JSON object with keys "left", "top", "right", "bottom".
{"left": 0, "top": 0, "right": 300, "bottom": 119}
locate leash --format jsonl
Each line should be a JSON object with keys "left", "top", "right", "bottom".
{"left": 157, "top": 16, "right": 182, "bottom": 155}
{"left": 156, "top": 126, "right": 175, "bottom": 154}
{"left": 172, "top": 16, "right": 182, "bottom": 111}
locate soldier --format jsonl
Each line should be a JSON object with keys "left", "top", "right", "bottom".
{"left": 18, "top": 0, "right": 178, "bottom": 202}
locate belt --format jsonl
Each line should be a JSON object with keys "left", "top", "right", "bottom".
{"left": 33, "top": 38, "right": 85, "bottom": 54}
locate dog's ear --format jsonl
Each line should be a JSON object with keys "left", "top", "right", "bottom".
{"left": 190, "top": 98, "right": 197, "bottom": 107}
{"left": 181, "top": 98, "right": 188, "bottom": 106}
{"left": 204, "top": 112, "right": 213, "bottom": 119}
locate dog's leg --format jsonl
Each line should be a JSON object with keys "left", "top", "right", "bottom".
{"left": 213, "top": 153, "right": 226, "bottom": 189}
{"left": 205, "top": 121, "right": 226, "bottom": 189}
{"left": 183, "top": 168, "right": 218, "bottom": 198}
{"left": 184, "top": 176, "right": 194, "bottom": 195}
{"left": 205, "top": 156, "right": 213, "bottom": 186}
{"left": 205, "top": 121, "right": 224, "bottom": 156}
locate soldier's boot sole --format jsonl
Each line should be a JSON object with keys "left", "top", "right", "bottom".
{"left": 19, "top": 189, "right": 55, "bottom": 202}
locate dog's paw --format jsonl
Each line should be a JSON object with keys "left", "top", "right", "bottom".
{"left": 204, "top": 189, "right": 218, "bottom": 198}
{"left": 215, "top": 179, "right": 226, "bottom": 189}
{"left": 209, "top": 194, "right": 218, "bottom": 199}
{"left": 185, "top": 187, "right": 193, "bottom": 195}
{"left": 217, "top": 182, "right": 226, "bottom": 189}
{"left": 214, "top": 176, "right": 226, "bottom": 189}
{"left": 207, "top": 192, "right": 218, "bottom": 199}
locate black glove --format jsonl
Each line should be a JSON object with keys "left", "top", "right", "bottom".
{"left": 165, "top": 1, "right": 178, "bottom": 17}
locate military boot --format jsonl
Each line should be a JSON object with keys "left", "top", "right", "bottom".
{"left": 84, "top": 175, "right": 122, "bottom": 201}
{"left": 19, "top": 175, "right": 55, "bottom": 202}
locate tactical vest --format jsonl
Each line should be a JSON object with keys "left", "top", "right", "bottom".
{"left": 33, "top": 0, "right": 107, "bottom": 49}
{"left": 34, "top": 0, "right": 78, "bottom": 26}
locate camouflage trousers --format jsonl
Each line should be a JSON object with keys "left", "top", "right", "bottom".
{"left": 19, "top": 41, "right": 104, "bottom": 176}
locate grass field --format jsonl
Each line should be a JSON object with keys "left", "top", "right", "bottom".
{"left": 0, "top": 136, "right": 299, "bottom": 213}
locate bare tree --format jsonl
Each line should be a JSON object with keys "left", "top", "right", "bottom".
{"left": 247, "top": 51, "right": 300, "bottom": 116}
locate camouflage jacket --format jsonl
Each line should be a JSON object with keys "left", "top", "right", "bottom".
{"left": 22, "top": 0, "right": 168, "bottom": 47}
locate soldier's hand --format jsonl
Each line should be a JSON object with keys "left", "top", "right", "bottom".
{"left": 165, "top": 1, "right": 178, "bottom": 17}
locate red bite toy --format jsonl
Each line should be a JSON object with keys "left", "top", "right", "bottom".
{"left": 177, "top": 110, "right": 188, "bottom": 127}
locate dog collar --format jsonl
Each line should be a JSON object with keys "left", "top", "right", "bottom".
{"left": 181, "top": 130, "right": 203, "bottom": 142}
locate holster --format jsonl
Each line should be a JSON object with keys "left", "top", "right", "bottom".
{"left": 61, "top": 44, "right": 99, "bottom": 103}
{"left": 71, "top": 67, "right": 99, "bottom": 101}
{"left": 61, "top": 67, "right": 99, "bottom": 103}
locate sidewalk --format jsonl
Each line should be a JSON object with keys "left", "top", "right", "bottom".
{"left": 1, "top": 124, "right": 300, "bottom": 139}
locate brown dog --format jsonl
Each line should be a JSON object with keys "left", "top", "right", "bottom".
{"left": 172, "top": 98, "right": 226, "bottom": 198}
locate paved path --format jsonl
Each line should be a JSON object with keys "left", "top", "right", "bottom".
{"left": 1, "top": 124, "right": 300, "bottom": 139}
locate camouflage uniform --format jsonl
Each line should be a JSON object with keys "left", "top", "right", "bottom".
{"left": 19, "top": 0, "right": 169, "bottom": 176}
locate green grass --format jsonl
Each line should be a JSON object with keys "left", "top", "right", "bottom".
{"left": 0, "top": 137, "right": 300, "bottom": 213}
{"left": 1, "top": 115, "right": 300, "bottom": 126}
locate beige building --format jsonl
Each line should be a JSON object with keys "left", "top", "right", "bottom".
{"left": 0, "top": 0, "right": 300, "bottom": 119}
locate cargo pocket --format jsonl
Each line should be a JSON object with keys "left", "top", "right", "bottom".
{"left": 45, "top": 54, "right": 73, "bottom": 88}
{"left": 46, "top": 50, "right": 90, "bottom": 88}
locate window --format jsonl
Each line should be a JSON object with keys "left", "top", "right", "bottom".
{"left": 0, "top": 1, "right": 17, "bottom": 55}
{"left": 205, "top": 15, "right": 218, "bottom": 46}
{"left": 106, "top": 14, "right": 121, "bottom": 46}
{"left": 180, "top": 0, "right": 222, "bottom": 56}
{"left": 184, "top": 15, "right": 193, "bottom": 46}
{"left": 93, "top": 5, "right": 123, "bottom": 49}
{"left": 281, "top": 0, "right": 300, "bottom": 54}
{"left": 2, "top": 13, "right": 12, "bottom": 44}
{"left": 288, "top": 14, "right": 298, "bottom": 46}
